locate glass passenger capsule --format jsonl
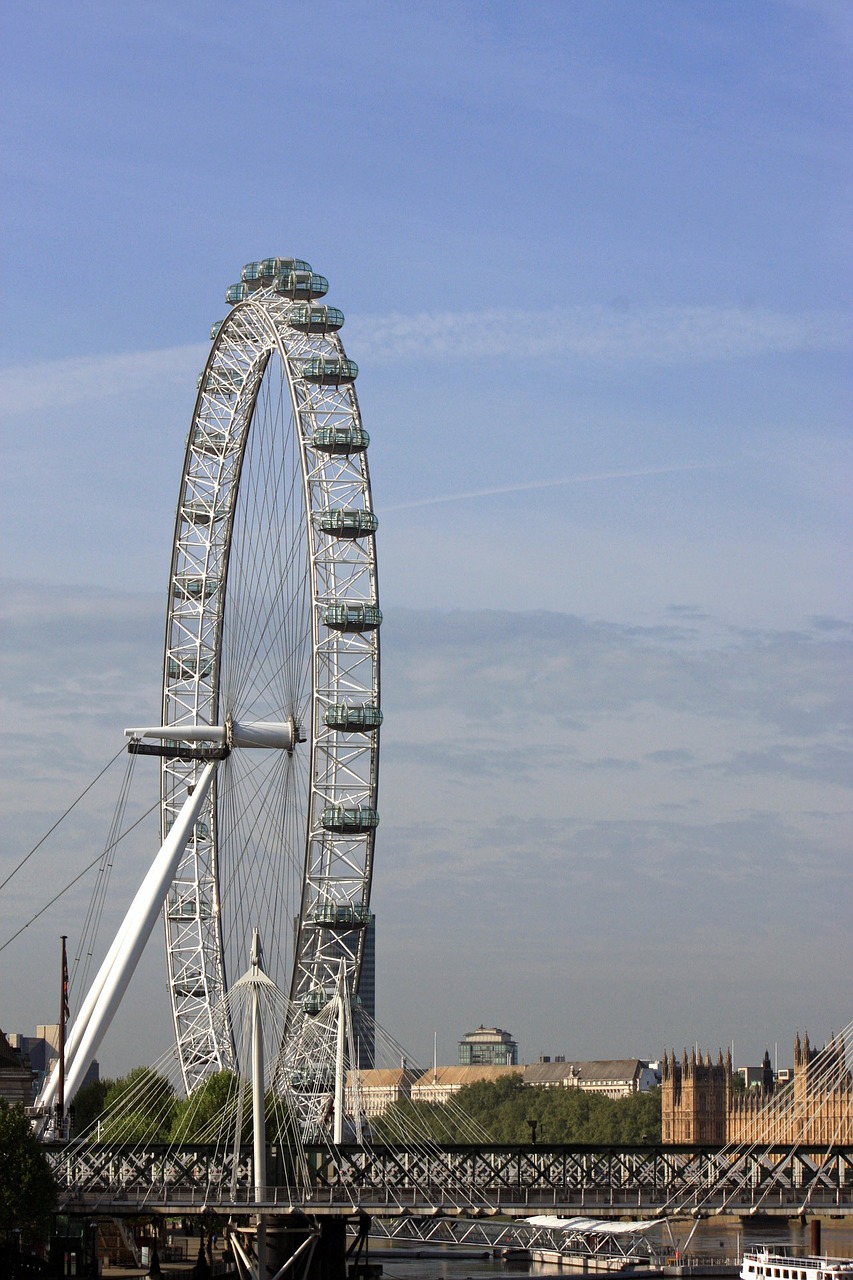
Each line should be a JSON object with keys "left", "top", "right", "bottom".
{"left": 274, "top": 270, "right": 329, "bottom": 301}
{"left": 168, "top": 893, "right": 212, "bottom": 920}
{"left": 318, "top": 509, "right": 378, "bottom": 538}
{"left": 324, "top": 703, "right": 383, "bottom": 732}
{"left": 301, "top": 990, "right": 329, "bottom": 1016}
{"left": 174, "top": 975, "right": 206, "bottom": 999}
{"left": 323, "top": 602, "right": 382, "bottom": 631}
{"left": 192, "top": 424, "right": 231, "bottom": 455}
{"left": 210, "top": 319, "right": 224, "bottom": 341}
{"left": 288, "top": 304, "right": 344, "bottom": 335}
{"left": 168, "top": 894, "right": 196, "bottom": 919}
{"left": 302, "top": 356, "right": 358, "bottom": 385}
{"left": 306, "top": 902, "right": 371, "bottom": 927}
{"left": 311, "top": 424, "right": 369, "bottom": 454}
{"left": 172, "top": 576, "right": 219, "bottom": 602}
{"left": 289, "top": 1065, "right": 333, "bottom": 1091}
{"left": 241, "top": 261, "right": 264, "bottom": 283}
{"left": 225, "top": 282, "right": 248, "bottom": 304}
{"left": 321, "top": 805, "right": 380, "bottom": 833}
{"left": 182, "top": 499, "right": 227, "bottom": 526}
{"left": 203, "top": 366, "right": 243, "bottom": 396}
{"left": 260, "top": 256, "right": 312, "bottom": 279}
{"left": 167, "top": 654, "right": 213, "bottom": 680}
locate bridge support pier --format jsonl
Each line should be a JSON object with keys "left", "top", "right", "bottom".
{"left": 315, "top": 1219, "right": 347, "bottom": 1280}
{"left": 265, "top": 1217, "right": 345, "bottom": 1280}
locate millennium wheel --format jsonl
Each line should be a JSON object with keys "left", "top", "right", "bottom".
{"left": 145, "top": 258, "right": 380, "bottom": 1093}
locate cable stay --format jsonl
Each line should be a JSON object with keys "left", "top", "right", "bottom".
{"left": 0, "top": 765, "right": 160, "bottom": 957}
{"left": 0, "top": 743, "right": 127, "bottom": 894}
{"left": 35, "top": 762, "right": 217, "bottom": 1131}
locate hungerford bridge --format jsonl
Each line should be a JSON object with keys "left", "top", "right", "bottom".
{"left": 23, "top": 259, "right": 852, "bottom": 1275}
{"left": 48, "top": 1140, "right": 853, "bottom": 1219}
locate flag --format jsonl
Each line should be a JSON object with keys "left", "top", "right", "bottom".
{"left": 62, "top": 938, "right": 70, "bottom": 1022}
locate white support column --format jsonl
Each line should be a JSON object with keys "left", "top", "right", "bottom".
{"left": 333, "top": 965, "right": 347, "bottom": 1145}
{"left": 39, "top": 762, "right": 217, "bottom": 1111}
{"left": 250, "top": 929, "right": 267, "bottom": 1280}
{"left": 251, "top": 931, "right": 267, "bottom": 1200}
{"left": 40, "top": 896, "right": 134, "bottom": 1108}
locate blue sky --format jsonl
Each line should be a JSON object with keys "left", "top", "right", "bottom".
{"left": 1, "top": 1, "right": 850, "bottom": 1077}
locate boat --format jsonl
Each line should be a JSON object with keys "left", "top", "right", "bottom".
{"left": 741, "top": 1247, "right": 853, "bottom": 1280}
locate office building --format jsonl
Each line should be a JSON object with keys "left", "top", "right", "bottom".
{"left": 458, "top": 1025, "right": 518, "bottom": 1066}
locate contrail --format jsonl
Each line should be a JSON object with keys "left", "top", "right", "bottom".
{"left": 382, "top": 461, "right": 721, "bottom": 513}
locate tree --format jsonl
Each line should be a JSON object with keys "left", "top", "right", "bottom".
{"left": 71, "top": 1076, "right": 112, "bottom": 1137}
{"left": 169, "top": 1071, "right": 295, "bottom": 1144}
{"left": 170, "top": 1070, "right": 242, "bottom": 1143}
{"left": 0, "top": 1099, "right": 57, "bottom": 1244}
{"left": 371, "top": 1096, "right": 469, "bottom": 1143}
{"left": 99, "top": 1066, "right": 176, "bottom": 1142}
{"left": 371, "top": 1079, "right": 662, "bottom": 1145}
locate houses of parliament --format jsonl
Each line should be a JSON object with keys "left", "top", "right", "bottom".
{"left": 661, "top": 1032, "right": 853, "bottom": 1145}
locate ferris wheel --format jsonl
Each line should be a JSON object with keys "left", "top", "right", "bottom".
{"left": 136, "top": 258, "right": 381, "bottom": 1092}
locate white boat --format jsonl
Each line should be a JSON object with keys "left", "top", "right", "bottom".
{"left": 741, "top": 1247, "right": 853, "bottom": 1280}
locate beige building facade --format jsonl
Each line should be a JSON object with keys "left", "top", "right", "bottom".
{"left": 346, "top": 1067, "right": 420, "bottom": 1118}
{"left": 524, "top": 1058, "right": 657, "bottom": 1098}
{"left": 347, "top": 1057, "right": 658, "bottom": 1118}
{"left": 411, "top": 1064, "right": 521, "bottom": 1105}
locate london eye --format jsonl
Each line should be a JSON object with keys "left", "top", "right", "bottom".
{"left": 131, "top": 258, "right": 381, "bottom": 1094}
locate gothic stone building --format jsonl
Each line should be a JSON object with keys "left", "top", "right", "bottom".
{"left": 662, "top": 1034, "right": 853, "bottom": 1145}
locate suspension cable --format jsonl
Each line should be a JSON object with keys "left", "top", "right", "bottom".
{"left": 71, "top": 750, "right": 138, "bottom": 1000}
{"left": 0, "top": 744, "right": 127, "bottom": 894}
{"left": 0, "top": 796, "right": 160, "bottom": 955}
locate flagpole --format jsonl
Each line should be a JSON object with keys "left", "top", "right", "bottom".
{"left": 57, "top": 935, "right": 68, "bottom": 1138}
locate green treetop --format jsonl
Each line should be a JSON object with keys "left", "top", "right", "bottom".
{"left": 0, "top": 1099, "right": 57, "bottom": 1244}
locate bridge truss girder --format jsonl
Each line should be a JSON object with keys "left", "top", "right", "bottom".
{"left": 49, "top": 1142, "right": 853, "bottom": 1218}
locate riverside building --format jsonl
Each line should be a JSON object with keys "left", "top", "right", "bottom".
{"left": 661, "top": 1033, "right": 853, "bottom": 1144}
{"left": 458, "top": 1025, "right": 519, "bottom": 1066}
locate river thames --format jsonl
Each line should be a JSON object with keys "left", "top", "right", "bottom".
{"left": 366, "top": 1218, "right": 853, "bottom": 1280}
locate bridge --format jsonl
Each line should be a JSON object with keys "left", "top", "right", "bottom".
{"left": 50, "top": 1139, "right": 853, "bottom": 1219}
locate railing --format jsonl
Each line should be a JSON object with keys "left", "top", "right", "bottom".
{"left": 48, "top": 1142, "right": 853, "bottom": 1217}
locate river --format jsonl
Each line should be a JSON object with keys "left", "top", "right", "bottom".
{"left": 366, "top": 1217, "right": 853, "bottom": 1280}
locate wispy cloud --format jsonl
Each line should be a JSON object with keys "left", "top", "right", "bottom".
{"left": 347, "top": 305, "right": 851, "bottom": 366}
{"left": 0, "top": 344, "right": 208, "bottom": 416}
{"left": 382, "top": 462, "right": 721, "bottom": 512}
{"left": 2, "top": 304, "right": 848, "bottom": 418}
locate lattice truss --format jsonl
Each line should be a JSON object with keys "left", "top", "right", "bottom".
{"left": 313, "top": 1143, "right": 853, "bottom": 1213}
{"left": 153, "top": 266, "right": 380, "bottom": 1094}
{"left": 48, "top": 1142, "right": 853, "bottom": 1215}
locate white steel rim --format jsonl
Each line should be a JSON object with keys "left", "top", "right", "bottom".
{"left": 160, "top": 269, "right": 380, "bottom": 1093}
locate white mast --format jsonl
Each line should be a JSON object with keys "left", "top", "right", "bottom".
{"left": 38, "top": 762, "right": 217, "bottom": 1113}
{"left": 250, "top": 929, "right": 267, "bottom": 1280}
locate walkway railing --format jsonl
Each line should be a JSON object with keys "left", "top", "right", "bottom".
{"left": 48, "top": 1141, "right": 853, "bottom": 1218}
